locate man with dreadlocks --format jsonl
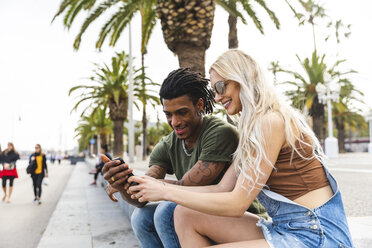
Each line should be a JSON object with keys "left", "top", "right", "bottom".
{"left": 102, "top": 68, "right": 263, "bottom": 247}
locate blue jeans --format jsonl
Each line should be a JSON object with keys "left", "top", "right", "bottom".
{"left": 131, "top": 201, "right": 181, "bottom": 248}
{"left": 257, "top": 167, "right": 354, "bottom": 248}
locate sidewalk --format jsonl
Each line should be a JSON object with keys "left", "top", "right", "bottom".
{"left": 36, "top": 161, "right": 140, "bottom": 248}
{"left": 37, "top": 153, "right": 372, "bottom": 248}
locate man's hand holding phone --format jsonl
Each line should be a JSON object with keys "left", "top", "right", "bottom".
{"left": 101, "top": 155, "right": 133, "bottom": 193}
{"left": 101, "top": 155, "right": 147, "bottom": 207}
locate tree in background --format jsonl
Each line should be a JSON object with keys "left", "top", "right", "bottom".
{"left": 75, "top": 115, "right": 96, "bottom": 153}
{"left": 269, "top": 0, "right": 357, "bottom": 141}
{"left": 90, "top": 106, "right": 113, "bottom": 147}
{"left": 147, "top": 122, "right": 173, "bottom": 151}
{"left": 53, "top": 0, "right": 160, "bottom": 159}
{"left": 69, "top": 52, "right": 130, "bottom": 157}
{"left": 53, "top": 0, "right": 282, "bottom": 76}
{"left": 331, "top": 71, "right": 366, "bottom": 152}
{"left": 271, "top": 50, "right": 327, "bottom": 140}
{"left": 217, "top": 0, "right": 280, "bottom": 49}
{"left": 74, "top": 107, "right": 113, "bottom": 152}
{"left": 133, "top": 70, "right": 160, "bottom": 160}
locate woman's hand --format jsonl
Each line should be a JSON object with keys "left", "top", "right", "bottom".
{"left": 128, "top": 176, "right": 167, "bottom": 203}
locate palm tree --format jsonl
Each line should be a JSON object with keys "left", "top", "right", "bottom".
{"left": 156, "top": 0, "right": 216, "bottom": 75}
{"left": 216, "top": 0, "right": 280, "bottom": 49}
{"left": 53, "top": 0, "right": 213, "bottom": 75}
{"left": 331, "top": 75, "right": 365, "bottom": 152}
{"left": 69, "top": 52, "right": 130, "bottom": 157}
{"left": 54, "top": 0, "right": 159, "bottom": 160}
{"left": 75, "top": 107, "right": 113, "bottom": 152}
{"left": 147, "top": 122, "right": 173, "bottom": 148}
{"left": 54, "top": 0, "right": 279, "bottom": 76}
{"left": 272, "top": 50, "right": 363, "bottom": 145}
{"left": 90, "top": 106, "right": 113, "bottom": 147}
{"left": 75, "top": 115, "right": 96, "bottom": 153}
{"left": 272, "top": 50, "right": 327, "bottom": 140}
{"left": 133, "top": 70, "right": 160, "bottom": 160}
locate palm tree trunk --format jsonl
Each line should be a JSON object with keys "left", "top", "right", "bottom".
{"left": 310, "top": 98, "right": 325, "bottom": 141}
{"left": 175, "top": 43, "right": 206, "bottom": 76}
{"left": 113, "top": 120, "right": 124, "bottom": 157}
{"left": 93, "top": 135, "right": 98, "bottom": 156}
{"left": 228, "top": 1, "right": 238, "bottom": 49}
{"left": 100, "top": 133, "right": 107, "bottom": 147}
{"left": 335, "top": 117, "right": 346, "bottom": 153}
{"left": 108, "top": 134, "right": 112, "bottom": 154}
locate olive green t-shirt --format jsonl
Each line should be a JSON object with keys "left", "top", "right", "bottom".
{"left": 149, "top": 115, "right": 239, "bottom": 180}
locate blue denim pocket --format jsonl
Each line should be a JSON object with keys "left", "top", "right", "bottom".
{"left": 274, "top": 217, "right": 323, "bottom": 247}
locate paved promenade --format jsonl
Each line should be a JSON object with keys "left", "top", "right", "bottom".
{"left": 0, "top": 160, "right": 74, "bottom": 248}
{"left": 36, "top": 161, "right": 140, "bottom": 248}
{"left": 33, "top": 152, "right": 372, "bottom": 248}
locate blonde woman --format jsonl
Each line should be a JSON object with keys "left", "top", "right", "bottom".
{"left": 0, "top": 142, "right": 20, "bottom": 203}
{"left": 127, "top": 50, "right": 353, "bottom": 247}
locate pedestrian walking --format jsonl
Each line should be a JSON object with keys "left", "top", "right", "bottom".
{"left": 0, "top": 142, "right": 20, "bottom": 203}
{"left": 29, "top": 144, "right": 48, "bottom": 205}
{"left": 57, "top": 154, "right": 62, "bottom": 165}
{"left": 50, "top": 154, "right": 55, "bottom": 164}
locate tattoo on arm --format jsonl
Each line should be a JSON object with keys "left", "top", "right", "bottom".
{"left": 145, "top": 165, "right": 166, "bottom": 179}
{"left": 183, "top": 160, "right": 226, "bottom": 186}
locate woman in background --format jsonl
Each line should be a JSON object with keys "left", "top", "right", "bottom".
{"left": 29, "top": 144, "right": 48, "bottom": 205}
{"left": 0, "top": 142, "right": 20, "bottom": 203}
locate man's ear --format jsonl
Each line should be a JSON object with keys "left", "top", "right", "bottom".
{"left": 197, "top": 98, "right": 204, "bottom": 113}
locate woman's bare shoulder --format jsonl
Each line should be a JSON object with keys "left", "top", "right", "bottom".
{"left": 261, "top": 111, "right": 285, "bottom": 130}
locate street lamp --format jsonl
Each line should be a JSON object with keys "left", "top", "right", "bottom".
{"left": 366, "top": 111, "right": 372, "bottom": 154}
{"left": 315, "top": 79, "right": 341, "bottom": 158}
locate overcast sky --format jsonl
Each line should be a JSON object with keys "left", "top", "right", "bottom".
{"left": 0, "top": 0, "right": 371, "bottom": 152}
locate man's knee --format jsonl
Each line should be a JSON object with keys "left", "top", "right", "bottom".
{"left": 153, "top": 201, "right": 178, "bottom": 231}
{"left": 131, "top": 205, "right": 156, "bottom": 232}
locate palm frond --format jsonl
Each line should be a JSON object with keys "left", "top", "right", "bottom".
{"left": 253, "top": 0, "right": 280, "bottom": 29}
{"left": 73, "top": 0, "right": 120, "bottom": 50}
{"left": 240, "top": 1, "right": 264, "bottom": 34}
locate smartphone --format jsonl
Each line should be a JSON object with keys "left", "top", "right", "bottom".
{"left": 113, "top": 157, "right": 138, "bottom": 186}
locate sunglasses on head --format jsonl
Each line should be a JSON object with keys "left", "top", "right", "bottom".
{"left": 212, "top": 80, "right": 228, "bottom": 96}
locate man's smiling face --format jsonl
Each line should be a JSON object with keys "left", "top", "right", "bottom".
{"left": 162, "top": 95, "right": 203, "bottom": 141}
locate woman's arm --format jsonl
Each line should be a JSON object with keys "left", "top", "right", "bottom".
{"left": 129, "top": 113, "right": 286, "bottom": 217}
{"left": 161, "top": 162, "right": 237, "bottom": 193}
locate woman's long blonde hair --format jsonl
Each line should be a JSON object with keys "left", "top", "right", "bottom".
{"left": 4, "top": 142, "right": 17, "bottom": 155}
{"left": 210, "top": 50, "right": 326, "bottom": 193}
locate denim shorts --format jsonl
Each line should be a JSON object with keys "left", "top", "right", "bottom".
{"left": 256, "top": 167, "right": 354, "bottom": 248}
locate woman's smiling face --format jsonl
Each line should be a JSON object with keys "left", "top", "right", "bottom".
{"left": 209, "top": 69, "right": 242, "bottom": 115}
